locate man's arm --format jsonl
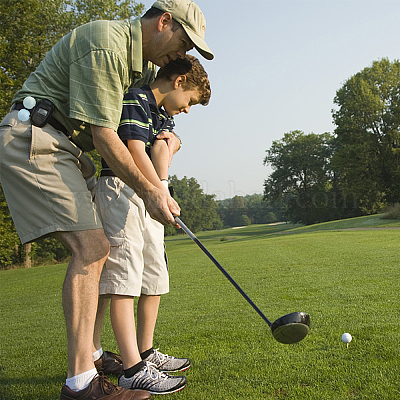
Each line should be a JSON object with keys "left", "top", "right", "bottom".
{"left": 91, "top": 125, "right": 180, "bottom": 225}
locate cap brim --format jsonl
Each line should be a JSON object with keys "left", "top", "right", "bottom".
{"left": 182, "top": 25, "right": 214, "bottom": 60}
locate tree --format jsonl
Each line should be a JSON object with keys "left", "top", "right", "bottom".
{"left": 166, "top": 175, "right": 223, "bottom": 235}
{"left": 226, "top": 196, "right": 248, "bottom": 227}
{"left": 0, "top": 183, "right": 21, "bottom": 268}
{"left": 1, "top": 0, "right": 68, "bottom": 118}
{"left": 245, "top": 193, "right": 283, "bottom": 224}
{"left": 263, "top": 130, "right": 339, "bottom": 225}
{"left": 332, "top": 58, "right": 400, "bottom": 214}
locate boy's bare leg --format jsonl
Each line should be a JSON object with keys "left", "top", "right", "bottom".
{"left": 110, "top": 295, "right": 142, "bottom": 369}
{"left": 53, "top": 229, "right": 110, "bottom": 379}
{"left": 136, "top": 295, "right": 161, "bottom": 353}
{"left": 93, "top": 296, "right": 110, "bottom": 352}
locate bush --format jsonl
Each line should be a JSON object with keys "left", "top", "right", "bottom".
{"left": 381, "top": 203, "right": 400, "bottom": 219}
{"left": 239, "top": 215, "right": 251, "bottom": 226}
{"left": 33, "top": 238, "right": 71, "bottom": 265}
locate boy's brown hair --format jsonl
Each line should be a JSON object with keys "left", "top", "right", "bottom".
{"left": 156, "top": 55, "right": 211, "bottom": 106}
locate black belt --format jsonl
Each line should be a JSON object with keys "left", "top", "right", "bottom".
{"left": 11, "top": 102, "right": 70, "bottom": 138}
{"left": 100, "top": 169, "right": 116, "bottom": 177}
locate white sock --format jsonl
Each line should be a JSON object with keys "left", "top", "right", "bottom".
{"left": 65, "top": 368, "right": 97, "bottom": 392}
{"left": 93, "top": 347, "right": 103, "bottom": 362}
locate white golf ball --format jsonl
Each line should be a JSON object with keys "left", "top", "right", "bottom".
{"left": 18, "top": 109, "right": 30, "bottom": 122}
{"left": 341, "top": 333, "right": 352, "bottom": 343}
{"left": 23, "top": 96, "right": 36, "bottom": 109}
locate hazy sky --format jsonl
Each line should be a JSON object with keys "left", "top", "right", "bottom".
{"left": 143, "top": 0, "right": 400, "bottom": 200}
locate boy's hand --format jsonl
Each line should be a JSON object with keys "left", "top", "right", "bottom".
{"left": 156, "top": 131, "right": 181, "bottom": 165}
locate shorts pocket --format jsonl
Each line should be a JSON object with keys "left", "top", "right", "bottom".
{"left": 107, "top": 228, "right": 125, "bottom": 247}
{"left": 103, "top": 228, "right": 128, "bottom": 281}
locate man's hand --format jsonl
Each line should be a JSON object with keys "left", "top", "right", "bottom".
{"left": 141, "top": 186, "right": 181, "bottom": 226}
{"left": 156, "top": 131, "right": 181, "bottom": 166}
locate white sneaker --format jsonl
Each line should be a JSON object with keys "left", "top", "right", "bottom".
{"left": 118, "top": 362, "right": 187, "bottom": 395}
{"left": 143, "top": 349, "right": 191, "bottom": 372}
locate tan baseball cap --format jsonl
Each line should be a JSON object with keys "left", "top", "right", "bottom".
{"left": 152, "top": 0, "right": 214, "bottom": 60}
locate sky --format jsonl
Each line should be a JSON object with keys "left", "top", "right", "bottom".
{"left": 143, "top": 0, "right": 400, "bottom": 200}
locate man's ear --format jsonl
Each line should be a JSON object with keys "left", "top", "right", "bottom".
{"left": 174, "top": 75, "right": 187, "bottom": 89}
{"left": 157, "top": 12, "right": 173, "bottom": 31}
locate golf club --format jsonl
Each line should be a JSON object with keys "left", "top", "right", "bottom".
{"left": 174, "top": 216, "right": 310, "bottom": 344}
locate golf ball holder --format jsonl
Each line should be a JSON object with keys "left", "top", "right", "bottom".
{"left": 17, "top": 97, "right": 55, "bottom": 128}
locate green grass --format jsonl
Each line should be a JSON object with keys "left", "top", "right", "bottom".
{"left": 1, "top": 217, "right": 400, "bottom": 399}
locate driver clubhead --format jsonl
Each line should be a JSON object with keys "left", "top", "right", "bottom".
{"left": 270, "top": 312, "right": 310, "bottom": 344}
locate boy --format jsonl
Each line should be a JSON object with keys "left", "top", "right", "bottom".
{"left": 93, "top": 55, "right": 211, "bottom": 395}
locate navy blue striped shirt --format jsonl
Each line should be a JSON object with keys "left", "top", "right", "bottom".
{"left": 101, "top": 85, "right": 175, "bottom": 172}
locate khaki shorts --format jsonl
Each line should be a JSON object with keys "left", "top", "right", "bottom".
{"left": 94, "top": 176, "right": 169, "bottom": 297}
{"left": 0, "top": 111, "right": 101, "bottom": 244}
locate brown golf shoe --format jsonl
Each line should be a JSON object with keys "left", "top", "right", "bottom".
{"left": 95, "top": 351, "right": 123, "bottom": 377}
{"left": 60, "top": 373, "right": 151, "bottom": 400}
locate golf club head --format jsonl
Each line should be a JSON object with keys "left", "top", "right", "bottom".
{"left": 270, "top": 312, "right": 310, "bottom": 344}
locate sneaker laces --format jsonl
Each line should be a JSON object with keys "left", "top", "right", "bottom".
{"left": 152, "top": 348, "right": 173, "bottom": 365}
{"left": 97, "top": 372, "right": 121, "bottom": 394}
{"left": 145, "top": 362, "right": 169, "bottom": 381}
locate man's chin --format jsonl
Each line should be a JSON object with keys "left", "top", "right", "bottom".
{"left": 159, "top": 56, "right": 170, "bottom": 67}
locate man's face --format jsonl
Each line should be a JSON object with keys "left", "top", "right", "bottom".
{"left": 149, "top": 15, "right": 194, "bottom": 67}
{"left": 163, "top": 86, "right": 200, "bottom": 116}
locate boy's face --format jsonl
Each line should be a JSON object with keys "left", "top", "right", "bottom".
{"left": 163, "top": 86, "right": 200, "bottom": 116}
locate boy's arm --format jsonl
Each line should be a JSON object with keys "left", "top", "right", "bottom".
{"left": 156, "top": 131, "right": 181, "bottom": 166}
{"left": 151, "top": 139, "right": 170, "bottom": 181}
{"left": 127, "top": 139, "right": 169, "bottom": 193}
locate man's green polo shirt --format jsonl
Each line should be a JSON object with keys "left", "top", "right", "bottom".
{"left": 13, "top": 18, "right": 156, "bottom": 151}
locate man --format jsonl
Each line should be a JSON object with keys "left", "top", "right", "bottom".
{"left": 0, "top": 1, "right": 213, "bottom": 399}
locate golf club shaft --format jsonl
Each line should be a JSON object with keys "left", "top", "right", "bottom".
{"left": 175, "top": 216, "right": 272, "bottom": 327}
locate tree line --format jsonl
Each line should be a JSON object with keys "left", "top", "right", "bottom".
{"left": 264, "top": 58, "right": 400, "bottom": 225}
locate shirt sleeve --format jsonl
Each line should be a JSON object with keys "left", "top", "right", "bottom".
{"left": 165, "top": 117, "right": 175, "bottom": 132}
{"left": 118, "top": 91, "right": 151, "bottom": 143}
{"left": 69, "top": 50, "right": 129, "bottom": 131}
{"left": 151, "top": 109, "right": 175, "bottom": 135}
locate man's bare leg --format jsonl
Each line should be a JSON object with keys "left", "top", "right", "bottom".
{"left": 54, "top": 229, "right": 110, "bottom": 378}
{"left": 136, "top": 295, "right": 161, "bottom": 353}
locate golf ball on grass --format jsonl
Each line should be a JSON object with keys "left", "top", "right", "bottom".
{"left": 341, "top": 333, "right": 352, "bottom": 347}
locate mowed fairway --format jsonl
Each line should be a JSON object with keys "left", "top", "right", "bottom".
{"left": 0, "top": 217, "right": 399, "bottom": 399}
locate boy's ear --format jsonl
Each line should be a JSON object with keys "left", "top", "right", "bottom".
{"left": 174, "top": 75, "right": 187, "bottom": 89}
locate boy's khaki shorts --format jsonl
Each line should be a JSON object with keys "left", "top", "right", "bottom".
{"left": 94, "top": 176, "right": 169, "bottom": 297}
{"left": 0, "top": 111, "right": 101, "bottom": 244}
